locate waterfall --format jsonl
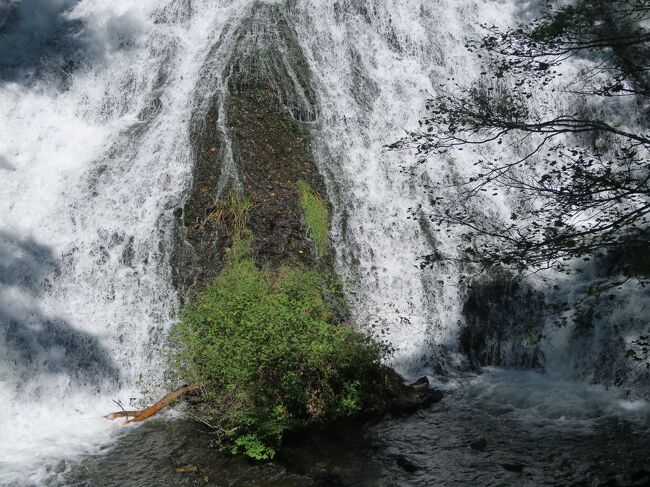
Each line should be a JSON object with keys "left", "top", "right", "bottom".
{"left": 290, "top": 0, "right": 518, "bottom": 374}
{"left": 1, "top": 0, "right": 647, "bottom": 484}
{"left": 0, "top": 1, "right": 250, "bottom": 482}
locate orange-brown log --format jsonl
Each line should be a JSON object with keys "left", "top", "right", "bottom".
{"left": 125, "top": 384, "right": 199, "bottom": 424}
{"left": 104, "top": 410, "right": 143, "bottom": 420}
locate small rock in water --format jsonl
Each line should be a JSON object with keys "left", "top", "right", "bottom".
{"left": 175, "top": 464, "right": 198, "bottom": 474}
{"left": 396, "top": 454, "right": 420, "bottom": 473}
{"left": 499, "top": 463, "right": 524, "bottom": 473}
{"left": 470, "top": 438, "right": 488, "bottom": 450}
{"left": 409, "top": 376, "right": 430, "bottom": 390}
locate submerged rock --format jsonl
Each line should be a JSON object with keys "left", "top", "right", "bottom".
{"left": 470, "top": 437, "right": 488, "bottom": 450}
{"left": 396, "top": 454, "right": 421, "bottom": 473}
{"left": 175, "top": 464, "right": 198, "bottom": 474}
{"left": 409, "top": 376, "right": 431, "bottom": 390}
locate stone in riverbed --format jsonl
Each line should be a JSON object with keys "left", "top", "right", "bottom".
{"left": 470, "top": 437, "right": 488, "bottom": 450}
{"left": 376, "top": 368, "right": 443, "bottom": 414}
{"left": 409, "top": 376, "right": 430, "bottom": 390}
{"left": 396, "top": 454, "right": 421, "bottom": 473}
{"left": 499, "top": 463, "right": 525, "bottom": 473}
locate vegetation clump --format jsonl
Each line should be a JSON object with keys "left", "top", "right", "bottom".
{"left": 203, "top": 192, "right": 254, "bottom": 236}
{"left": 169, "top": 233, "right": 385, "bottom": 460}
{"left": 297, "top": 180, "right": 329, "bottom": 257}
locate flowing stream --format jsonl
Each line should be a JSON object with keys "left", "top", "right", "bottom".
{"left": 1, "top": 1, "right": 648, "bottom": 485}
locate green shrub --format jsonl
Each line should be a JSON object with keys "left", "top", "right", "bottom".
{"left": 169, "top": 236, "right": 384, "bottom": 459}
{"left": 297, "top": 180, "right": 329, "bottom": 257}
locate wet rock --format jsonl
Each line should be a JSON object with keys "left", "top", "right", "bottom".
{"left": 171, "top": 94, "right": 229, "bottom": 294}
{"left": 469, "top": 438, "right": 488, "bottom": 450}
{"left": 172, "top": 6, "right": 329, "bottom": 296}
{"left": 396, "top": 454, "right": 420, "bottom": 473}
{"left": 370, "top": 368, "right": 443, "bottom": 415}
{"left": 461, "top": 271, "right": 545, "bottom": 369}
{"left": 409, "top": 376, "right": 430, "bottom": 390}
{"left": 228, "top": 86, "right": 325, "bottom": 270}
{"left": 499, "top": 463, "right": 525, "bottom": 473}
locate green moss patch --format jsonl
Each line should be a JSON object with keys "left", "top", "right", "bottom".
{"left": 297, "top": 180, "right": 329, "bottom": 257}
{"left": 169, "top": 235, "right": 384, "bottom": 460}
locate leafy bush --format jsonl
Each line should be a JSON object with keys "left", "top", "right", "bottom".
{"left": 169, "top": 235, "right": 384, "bottom": 459}
{"left": 297, "top": 180, "right": 329, "bottom": 257}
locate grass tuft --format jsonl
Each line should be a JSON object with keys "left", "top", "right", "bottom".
{"left": 297, "top": 180, "right": 329, "bottom": 257}
{"left": 204, "top": 192, "right": 253, "bottom": 239}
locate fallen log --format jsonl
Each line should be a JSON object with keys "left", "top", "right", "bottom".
{"left": 104, "top": 410, "right": 142, "bottom": 420}
{"left": 106, "top": 384, "right": 199, "bottom": 424}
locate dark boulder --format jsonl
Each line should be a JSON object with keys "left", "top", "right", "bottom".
{"left": 367, "top": 368, "right": 442, "bottom": 416}
{"left": 470, "top": 438, "right": 488, "bottom": 450}
{"left": 396, "top": 454, "right": 420, "bottom": 473}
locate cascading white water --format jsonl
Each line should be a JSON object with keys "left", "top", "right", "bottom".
{"left": 0, "top": 1, "right": 252, "bottom": 483}
{"left": 290, "top": 0, "right": 650, "bottom": 398}
{"left": 290, "top": 0, "right": 522, "bottom": 374}
{"left": 1, "top": 0, "right": 648, "bottom": 485}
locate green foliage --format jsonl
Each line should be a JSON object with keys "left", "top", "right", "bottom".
{"left": 231, "top": 434, "right": 276, "bottom": 461}
{"left": 297, "top": 180, "right": 329, "bottom": 257}
{"left": 205, "top": 191, "right": 253, "bottom": 238}
{"left": 169, "top": 235, "right": 383, "bottom": 459}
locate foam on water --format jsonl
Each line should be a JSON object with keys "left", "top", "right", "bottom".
{"left": 465, "top": 368, "right": 650, "bottom": 430}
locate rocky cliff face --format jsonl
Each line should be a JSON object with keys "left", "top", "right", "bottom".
{"left": 172, "top": 2, "right": 327, "bottom": 297}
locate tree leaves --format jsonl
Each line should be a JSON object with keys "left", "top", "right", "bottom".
{"left": 394, "top": 0, "right": 650, "bottom": 273}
